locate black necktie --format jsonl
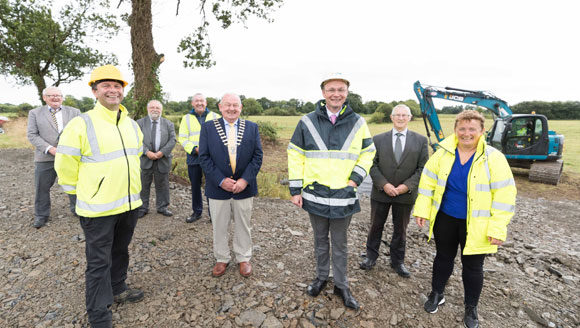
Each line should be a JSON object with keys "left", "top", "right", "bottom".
{"left": 151, "top": 120, "right": 158, "bottom": 152}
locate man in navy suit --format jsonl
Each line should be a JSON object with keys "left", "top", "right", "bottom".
{"left": 199, "top": 93, "right": 263, "bottom": 278}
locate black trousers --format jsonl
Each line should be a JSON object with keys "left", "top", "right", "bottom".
{"left": 431, "top": 211, "right": 485, "bottom": 306}
{"left": 187, "top": 164, "right": 204, "bottom": 215}
{"left": 79, "top": 210, "right": 138, "bottom": 327}
{"left": 365, "top": 199, "right": 412, "bottom": 265}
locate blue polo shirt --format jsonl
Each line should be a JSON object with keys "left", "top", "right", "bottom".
{"left": 439, "top": 149, "right": 475, "bottom": 219}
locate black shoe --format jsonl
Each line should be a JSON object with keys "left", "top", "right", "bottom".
{"left": 137, "top": 209, "right": 148, "bottom": 218}
{"left": 391, "top": 263, "right": 411, "bottom": 278}
{"left": 359, "top": 257, "right": 376, "bottom": 270}
{"left": 113, "top": 288, "right": 144, "bottom": 303}
{"left": 157, "top": 209, "right": 173, "bottom": 217}
{"left": 185, "top": 212, "right": 202, "bottom": 223}
{"left": 463, "top": 305, "right": 479, "bottom": 328}
{"left": 333, "top": 286, "right": 360, "bottom": 310}
{"left": 33, "top": 217, "right": 47, "bottom": 229}
{"left": 306, "top": 278, "right": 328, "bottom": 297}
{"left": 424, "top": 291, "right": 445, "bottom": 313}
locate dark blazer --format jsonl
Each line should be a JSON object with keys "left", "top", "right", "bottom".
{"left": 199, "top": 118, "right": 263, "bottom": 200}
{"left": 27, "top": 105, "right": 81, "bottom": 162}
{"left": 370, "top": 130, "right": 429, "bottom": 204}
{"left": 137, "top": 116, "right": 176, "bottom": 174}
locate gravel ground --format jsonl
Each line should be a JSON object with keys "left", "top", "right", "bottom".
{"left": 1, "top": 148, "right": 579, "bottom": 328}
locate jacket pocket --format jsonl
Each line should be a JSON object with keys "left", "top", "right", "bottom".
{"left": 91, "top": 177, "right": 105, "bottom": 199}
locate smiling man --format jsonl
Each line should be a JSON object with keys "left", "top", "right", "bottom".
{"left": 55, "top": 65, "right": 144, "bottom": 328}
{"left": 287, "top": 73, "right": 376, "bottom": 310}
{"left": 360, "top": 104, "right": 428, "bottom": 277}
{"left": 178, "top": 93, "right": 221, "bottom": 223}
{"left": 27, "top": 86, "right": 80, "bottom": 228}
{"left": 199, "top": 93, "right": 263, "bottom": 278}
{"left": 137, "top": 100, "right": 176, "bottom": 218}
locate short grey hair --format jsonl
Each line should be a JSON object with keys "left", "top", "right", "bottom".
{"left": 391, "top": 104, "right": 412, "bottom": 117}
{"left": 42, "top": 86, "right": 62, "bottom": 96}
{"left": 220, "top": 93, "right": 241, "bottom": 104}
{"left": 192, "top": 93, "right": 206, "bottom": 101}
{"left": 147, "top": 99, "right": 163, "bottom": 108}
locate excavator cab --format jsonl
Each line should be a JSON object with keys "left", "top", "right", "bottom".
{"left": 488, "top": 114, "right": 549, "bottom": 160}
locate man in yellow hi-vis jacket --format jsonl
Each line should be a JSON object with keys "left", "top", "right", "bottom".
{"left": 287, "top": 73, "right": 375, "bottom": 310}
{"left": 55, "top": 65, "right": 144, "bottom": 328}
{"left": 178, "top": 93, "right": 221, "bottom": 223}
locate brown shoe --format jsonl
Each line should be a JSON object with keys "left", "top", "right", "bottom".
{"left": 212, "top": 262, "right": 228, "bottom": 277}
{"left": 239, "top": 261, "right": 252, "bottom": 277}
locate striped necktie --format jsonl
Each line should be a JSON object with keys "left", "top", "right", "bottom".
{"left": 50, "top": 107, "right": 60, "bottom": 131}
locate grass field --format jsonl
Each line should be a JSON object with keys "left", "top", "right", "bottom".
{"left": 2, "top": 115, "right": 579, "bottom": 200}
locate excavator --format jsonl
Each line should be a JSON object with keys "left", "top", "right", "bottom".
{"left": 413, "top": 81, "right": 564, "bottom": 185}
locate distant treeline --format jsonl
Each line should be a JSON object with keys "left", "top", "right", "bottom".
{"left": 2, "top": 93, "right": 579, "bottom": 120}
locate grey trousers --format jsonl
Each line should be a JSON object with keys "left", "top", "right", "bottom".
{"left": 34, "top": 161, "right": 76, "bottom": 220}
{"left": 309, "top": 213, "right": 352, "bottom": 289}
{"left": 140, "top": 161, "right": 170, "bottom": 212}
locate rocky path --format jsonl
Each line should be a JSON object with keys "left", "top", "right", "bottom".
{"left": 1, "top": 148, "right": 579, "bottom": 328}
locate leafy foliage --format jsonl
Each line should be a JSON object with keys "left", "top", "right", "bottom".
{"left": 511, "top": 101, "right": 580, "bottom": 119}
{"left": 0, "top": 0, "right": 119, "bottom": 104}
{"left": 257, "top": 120, "right": 278, "bottom": 144}
{"left": 242, "top": 98, "right": 263, "bottom": 115}
{"left": 177, "top": 0, "right": 284, "bottom": 68}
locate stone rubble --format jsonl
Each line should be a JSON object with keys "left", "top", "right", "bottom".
{"left": 0, "top": 148, "right": 579, "bottom": 327}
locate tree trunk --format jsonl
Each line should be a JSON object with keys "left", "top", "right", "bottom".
{"left": 32, "top": 72, "right": 47, "bottom": 105}
{"left": 130, "top": 0, "right": 159, "bottom": 119}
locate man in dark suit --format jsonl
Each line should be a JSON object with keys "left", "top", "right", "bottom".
{"left": 199, "top": 93, "right": 263, "bottom": 278}
{"left": 136, "top": 100, "right": 176, "bottom": 218}
{"left": 360, "top": 104, "right": 429, "bottom": 277}
{"left": 27, "top": 86, "right": 81, "bottom": 228}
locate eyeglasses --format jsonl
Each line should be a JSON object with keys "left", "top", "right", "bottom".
{"left": 324, "top": 88, "right": 348, "bottom": 94}
{"left": 45, "top": 94, "right": 63, "bottom": 98}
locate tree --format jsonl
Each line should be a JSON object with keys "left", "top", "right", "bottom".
{"left": 124, "top": 0, "right": 284, "bottom": 118}
{"left": 241, "top": 98, "right": 263, "bottom": 116}
{"left": 0, "top": 0, "right": 119, "bottom": 104}
{"left": 346, "top": 91, "right": 366, "bottom": 113}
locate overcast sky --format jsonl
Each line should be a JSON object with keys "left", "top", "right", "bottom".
{"left": 2, "top": 0, "right": 579, "bottom": 107}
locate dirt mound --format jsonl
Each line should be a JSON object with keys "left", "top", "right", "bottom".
{"left": 1, "top": 148, "right": 579, "bottom": 327}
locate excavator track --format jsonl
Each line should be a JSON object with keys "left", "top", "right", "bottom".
{"left": 528, "top": 160, "right": 563, "bottom": 185}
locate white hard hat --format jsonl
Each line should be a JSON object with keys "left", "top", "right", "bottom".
{"left": 320, "top": 73, "right": 350, "bottom": 89}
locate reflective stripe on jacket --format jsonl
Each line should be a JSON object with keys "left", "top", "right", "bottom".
{"left": 178, "top": 110, "right": 221, "bottom": 154}
{"left": 413, "top": 134, "right": 517, "bottom": 255}
{"left": 288, "top": 100, "right": 376, "bottom": 218}
{"left": 55, "top": 102, "right": 143, "bottom": 218}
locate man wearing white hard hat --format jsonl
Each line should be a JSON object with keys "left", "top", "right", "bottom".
{"left": 287, "top": 73, "right": 376, "bottom": 310}
{"left": 55, "top": 65, "right": 144, "bottom": 328}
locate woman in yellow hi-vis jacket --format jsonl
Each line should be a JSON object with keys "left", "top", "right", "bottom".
{"left": 413, "top": 110, "right": 516, "bottom": 328}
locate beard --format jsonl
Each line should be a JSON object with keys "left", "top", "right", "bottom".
{"left": 149, "top": 113, "right": 160, "bottom": 120}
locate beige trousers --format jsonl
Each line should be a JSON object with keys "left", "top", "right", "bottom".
{"left": 209, "top": 197, "right": 254, "bottom": 263}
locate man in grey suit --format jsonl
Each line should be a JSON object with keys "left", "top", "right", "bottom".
{"left": 136, "top": 100, "right": 176, "bottom": 218}
{"left": 360, "top": 104, "right": 429, "bottom": 277}
{"left": 27, "top": 86, "right": 81, "bottom": 228}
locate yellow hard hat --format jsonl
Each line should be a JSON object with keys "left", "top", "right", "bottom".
{"left": 320, "top": 73, "right": 350, "bottom": 89}
{"left": 88, "top": 65, "right": 128, "bottom": 87}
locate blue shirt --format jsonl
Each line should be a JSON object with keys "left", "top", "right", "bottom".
{"left": 439, "top": 149, "right": 475, "bottom": 219}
